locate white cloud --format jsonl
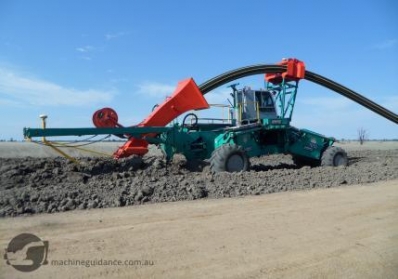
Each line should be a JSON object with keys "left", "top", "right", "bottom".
{"left": 110, "top": 78, "right": 128, "bottom": 84}
{"left": 380, "top": 95, "right": 398, "bottom": 111}
{"left": 105, "top": 31, "right": 129, "bottom": 41}
{"left": 204, "top": 88, "right": 232, "bottom": 105}
{"left": 0, "top": 68, "right": 115, "bottom": 106}
{"left": 75, "top": 45, "right": 94, "bottom": 53}
{"left": 298, "top": 96, "right": 352, "bottom": 110}
{"left": 372, "top": 39, "right": 397, "bottom": 50}
{"left": 0, "top": 98, "right": 22, "bottom": 107}
{"left": 136, "top": 81, "right": 176, "bottom": 98}
{"left": 292, "top": 95, "right": 398, "bottom": 139}
{"left": 76, "top": 46, "right": 95, "bottom": 60}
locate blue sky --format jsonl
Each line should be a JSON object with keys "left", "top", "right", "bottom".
{"left": 0, "top": 0, "right": 397, "bottom": 140}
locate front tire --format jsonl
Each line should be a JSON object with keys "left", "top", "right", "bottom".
{"left": 321, "top": 146, "right": 348, "bottom": 167}
{"left": 210, "top": 144, "right": 250, "bottom": 172}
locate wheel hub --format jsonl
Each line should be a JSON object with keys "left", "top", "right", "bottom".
{"left": 334, "top": 153, "right": 345, "bottom": 166}
{"left": 227, "top": 154, "right": 244, "bottom": 172}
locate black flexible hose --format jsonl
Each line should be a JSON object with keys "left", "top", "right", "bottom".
{"left": 198, "top": 65, "right": 398, "bottom": 124}
{"left": 199, "top": 65, "right": 285, "bottom": 94}
{"left": 304, "top": 71, "right": 397, "bottom": 124}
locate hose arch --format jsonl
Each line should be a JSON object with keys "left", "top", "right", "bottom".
{"left": 198, "top": 65, "right": 398, "bottom": 124}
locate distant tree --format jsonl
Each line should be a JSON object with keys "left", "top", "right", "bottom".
{"left": 358, "top": 127, "right": 368, "bottom": 145}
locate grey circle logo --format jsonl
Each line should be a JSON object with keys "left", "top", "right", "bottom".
{"left": 3, "top": 233, "right": 49, "bottom": 272}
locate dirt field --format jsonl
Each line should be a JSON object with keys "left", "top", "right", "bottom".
{"left": 1, "top": 180, "right": 397, "bottom": 279}
{"left": 1, "top": 148, "right": 397, "bottom": 217}
{"left": 0, "top": 142, "right": 397, "bottom": 278}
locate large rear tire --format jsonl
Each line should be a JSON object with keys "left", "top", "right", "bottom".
{"left": 321, "top": 146, "right": 348, "bottom": 167}
{"left": 210, "top": 144, "right": 250, "bottom": 172}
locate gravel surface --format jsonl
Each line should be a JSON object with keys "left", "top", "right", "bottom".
{"left": 1, "top": 149, "right": 397, "bottom": 217}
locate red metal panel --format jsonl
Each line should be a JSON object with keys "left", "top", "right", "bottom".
{"left": 265, "top": 58, "right": 306, "bottom": 84}
{"left": 113, "top": 78, "right": 209, "bottom": 158}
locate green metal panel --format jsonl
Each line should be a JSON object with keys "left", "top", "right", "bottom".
{"left": 214, "top": 125, "right": 287, "bottom": 158}
{"left": 287, "top": 128, "right": 334, "bottom": 160}
{"left": 159, "top": 125, "right": 226, "bottom": 161}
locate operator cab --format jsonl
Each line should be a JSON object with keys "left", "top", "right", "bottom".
{"left": 231, "top": 86, "right": 277, "bottom": 125}
{"left": 179, "top": 84, "right": 278, "bottom": 131}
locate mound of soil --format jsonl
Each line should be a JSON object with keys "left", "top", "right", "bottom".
{"left": 0, "top": 150, "right": 397, "bottom": 217}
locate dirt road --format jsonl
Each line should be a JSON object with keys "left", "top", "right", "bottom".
{"left": 1, "top": 180, "right": 397, "bottom": 279}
